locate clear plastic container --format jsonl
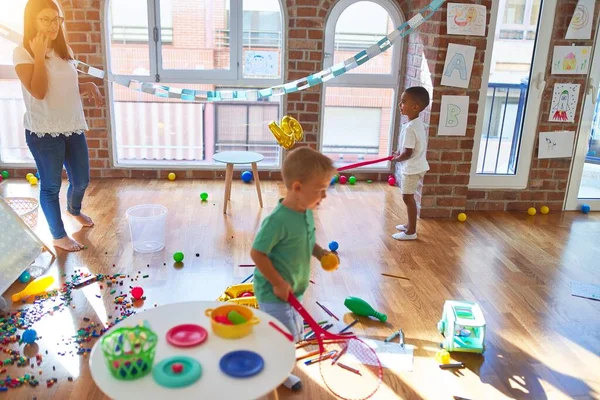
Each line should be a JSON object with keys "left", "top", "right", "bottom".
{"left": 126, "top": 205, "right": 167, "bottom": 253}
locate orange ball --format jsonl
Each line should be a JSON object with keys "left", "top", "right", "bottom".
{"left": 321, "top": 253, "right": 339, "bottom": 272}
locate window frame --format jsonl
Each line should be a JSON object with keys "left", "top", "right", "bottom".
{"left": 104, "top": 0, "right": 286, "bottom": 169}
{"left": 319, "top": 0, "right": 404, "bottom": 172}
{"left": 469, "top": 0, "right": 557, "bottom": 190}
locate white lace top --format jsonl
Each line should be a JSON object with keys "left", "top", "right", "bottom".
{"left": 13, "top": 46, "right": 88, "bottom": 137}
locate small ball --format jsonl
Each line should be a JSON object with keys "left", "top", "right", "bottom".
{"left": 0, "top": 176, "right": 3, "bottom": 183}
{"left": 26, "top": 173, "right": 34, "bottom": 181}
{"left": 388, "top": 176, "right": 397, "bottom": 186}
{"left": 330, "top": 176, "right": 336, "bottom": 186}
{"left": 131, "top": 287, "right": 144, "bottom": 300}
{"left": 35, "top": 172, "right": 40, "bottom": 179}
{"left": 348, "top": 176, "right": 357, "bottom": 185}
{"left": 328, "top": 241, "right": 339, "bottom": 252}
{"left": 241, "top": 171, "right": 253, "bottom": 183}
{"left": 367, "top": 179, "right": 373, "bottom": 183}
{"left": 540, "top": 206, "right": 550, "bottom": 215}
{"left": 321, "top": 253, "right": 339, "bottom": 272}
{"left": 333, "top": 175, "right": 339, "bottom": 182}
{"left": 173, "top": 252, "right": 184, "bottom": 263}
{"left": 1, "top": 171, "right": 8, "bottom": 179}
{"left": 168, "top": 172, "right": 176, "bottom": 181}
{"left": 527, "top": 207, "right": 537, "bottom": 216}
{"left": 19, "top": 271, "right": 31, "bottom": 283}
{"left": 581, "top": 204, "right": 591, "bottom": 214}
{"left": 339, "top": 176, "right": 348, "bottom": 184}
{"left": 200, "top": 192, "right": 208, "bottom": 201}
{"left": 457, "top": 213, "right": 467, "bottom": 222}
{"left": 28, "top": 176, "right": 38, "bottom": 185}
{"left": 22, "top": 329, "right": 37, "bottom": 344}
{"left": 239, "top": 291, "right": 254, "bottom": 298}
{"left": 171, "top": 363, "right": 184, "bottom": 374}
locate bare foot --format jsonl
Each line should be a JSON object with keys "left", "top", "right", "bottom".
{"left": 70, "top": 212, "right": 94, "bottom": 227}
{"left": 53, "top": 236, "right": 85, "bottom": 252}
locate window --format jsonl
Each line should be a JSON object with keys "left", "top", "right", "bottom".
{"left": 0, "top": 0, "right": 34, "bottom": 165}
{"left": 106, "top": 0, "right": 284, "bottom": 167}
{"left": 498, "top": 0, "right": 541, "bottom": 41}
{"left": 321, "top": 0, "right": 402, "bottom": 170}
{"left": 470, "top": 0, "right": 557, "bottom": 189}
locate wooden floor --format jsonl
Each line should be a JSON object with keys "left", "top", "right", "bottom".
{"left": 1, "top": 178, "right": 599, "bottom": 400}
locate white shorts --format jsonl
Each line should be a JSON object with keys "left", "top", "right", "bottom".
{"left": 401, "top": 172, "right": 425, "bottom": 195}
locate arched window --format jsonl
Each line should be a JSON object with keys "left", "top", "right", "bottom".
{"left": 321, "top": 0, "right": 403, "bottom": 170}
{"left": 0, "top": 0, "right": 33, "bottom": 164}
{"left": 105, "top": 0, "right": 284, "bottom": 166}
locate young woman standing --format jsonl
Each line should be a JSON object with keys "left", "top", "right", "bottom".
{"left": 14, "top": 0, "right": 103, "bottom": 252}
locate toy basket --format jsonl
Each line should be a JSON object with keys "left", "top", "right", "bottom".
{"left": 4, "top": 197, "right": 39, "bottom": 228}
{"left": 101, "top": 325, "right": 158, "bottom": 380}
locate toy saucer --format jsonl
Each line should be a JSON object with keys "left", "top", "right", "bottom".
{"left": 219, "top": 350, "right": 264, "bottom": 378}
{"left": 152, "top": 356, "right": 202, "bottom": 388}
{"left": 166, "top": 324, "right": 208, "bottom": 348}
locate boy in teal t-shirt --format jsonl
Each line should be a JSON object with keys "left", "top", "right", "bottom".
{"left": 251, "top": 147, "right": 337, "bottom": 392}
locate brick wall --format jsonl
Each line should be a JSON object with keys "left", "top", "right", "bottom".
{"left": 416, "top": 0, "right": 492, "bottom": 218}
{"left": 418, "top": 0, "right": 599, "bottom": 217}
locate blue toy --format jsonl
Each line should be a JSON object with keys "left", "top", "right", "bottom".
{"left": 19, "top": 271, "right": 31, "bottom": 283}
{"left": 22, "top": 329, "right": 37, "bottom": 344}
{"left": 581, "top": 204, "right": 591, "bottom": 214}
{"left": 241, "top": 171, "right": 253, "bottom": 183}
{"left": 35, "top": 172, "right": 40, "bottom": 179}
{"left": 328, "top": 241, "right": 339, "bottom": 252}
{"left": 330, "top": 177, "right": 336, "bottom": 186}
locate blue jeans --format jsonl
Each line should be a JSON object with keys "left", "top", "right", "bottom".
{"left": 260, "top": 301, "right": 304, "bottom": 342}
{"left": 25, "top": 130, "right": 90, "bottom": 240}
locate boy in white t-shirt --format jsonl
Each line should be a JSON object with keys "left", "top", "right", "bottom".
{"left": 391, "top": 86, "right": 430, "bottom": 241}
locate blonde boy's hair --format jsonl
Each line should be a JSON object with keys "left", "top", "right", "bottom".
{"left": 282, "top": 147, "right": 335, "bottom": 188}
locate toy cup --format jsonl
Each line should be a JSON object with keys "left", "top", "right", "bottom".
{"left": 205, "top": 304, "right": 260, "bottom": 339}
{"left": 101, "top": 325, "right": 158, "bottom": 380}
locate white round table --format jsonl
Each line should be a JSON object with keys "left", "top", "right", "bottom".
{"left": 213, "top": 151, "right": 265, "bottom": 214}
{"left": 89, "top": 301, "right": 295, "bottom": 400}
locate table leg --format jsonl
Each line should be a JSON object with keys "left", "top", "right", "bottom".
{"left": 223, "top": 163, "right": 233, "bottom": 214}
{"left": 251, "top": 162, "right": 263, "bottom": 208}
{"left": 226, "top": 164, "right": 234, "bottom": 201}
{"left": 272, "top": 388, "right": 279, "bottom": 400}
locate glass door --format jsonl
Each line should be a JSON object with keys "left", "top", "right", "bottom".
{"left": 469, "top": 0, "right": 557, "bottom": 189}
{"left": 566, "top": 23, "right": 600, "bottom": 211}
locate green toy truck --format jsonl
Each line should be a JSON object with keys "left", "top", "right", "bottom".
{"left": 437, "top": 300, "right": 486, "bottom": 353}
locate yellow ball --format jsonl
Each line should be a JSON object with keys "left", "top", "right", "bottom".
{"left": 457, "top": 213, "right": 467, "bottom": 222}
{"left": 28, "top": 176, "right": 38, "bottom": 185}
{"left": 26, "top": 173, "right": 34, "bottom": 181}
{"left": 168, "top": 172, "right": 176, "bottom": 181}
{"left": 527, "top": 207, "right": 537, "bottom": 216}
{"left": 321, "top": 253, "right": 339, "bottom": 272}
{"left": 540, "top": 206, "right": 550, "bottom": 215}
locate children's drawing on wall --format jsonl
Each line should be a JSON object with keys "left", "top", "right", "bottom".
{"left": 244, "top": 51, "right": 278, "bottom": 77}
{"left": 441, "top": 44, "right": 476, "bottom": 89}
{"left": 551, "top": 46, "right": 591, "bottom": 74}
{"left": 538, "top": 131, "right": 576, "bottom": 159}
{"left": 549, "top": 84, "right": 580, "bottom": 123}
{"left": 566, "top": 0, "right": 595, "bottom": 40}
{"left": 438, "top": 95, "right": 469, "bottom": 136}
{"left": 447, "top": 3, "right": 486, "bottom": 36}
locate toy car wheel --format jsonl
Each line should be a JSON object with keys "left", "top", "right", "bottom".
{"left": 437, "top": 320, "right": 445, "bottom": 334}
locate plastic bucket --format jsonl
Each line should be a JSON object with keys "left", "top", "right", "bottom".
{"left": 126, "top": 205, "right": 167, "bottom": 253}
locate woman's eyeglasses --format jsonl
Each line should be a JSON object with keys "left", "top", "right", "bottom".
{"left": 38, "top": 17, "right": 65, "bottom": 27}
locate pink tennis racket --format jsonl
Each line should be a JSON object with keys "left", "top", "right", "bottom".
{"left": 289, "top": 294, "right": 383, "bottom": 400}
{"left": 337, "top": 156, "right": 393, "bottom": 172}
